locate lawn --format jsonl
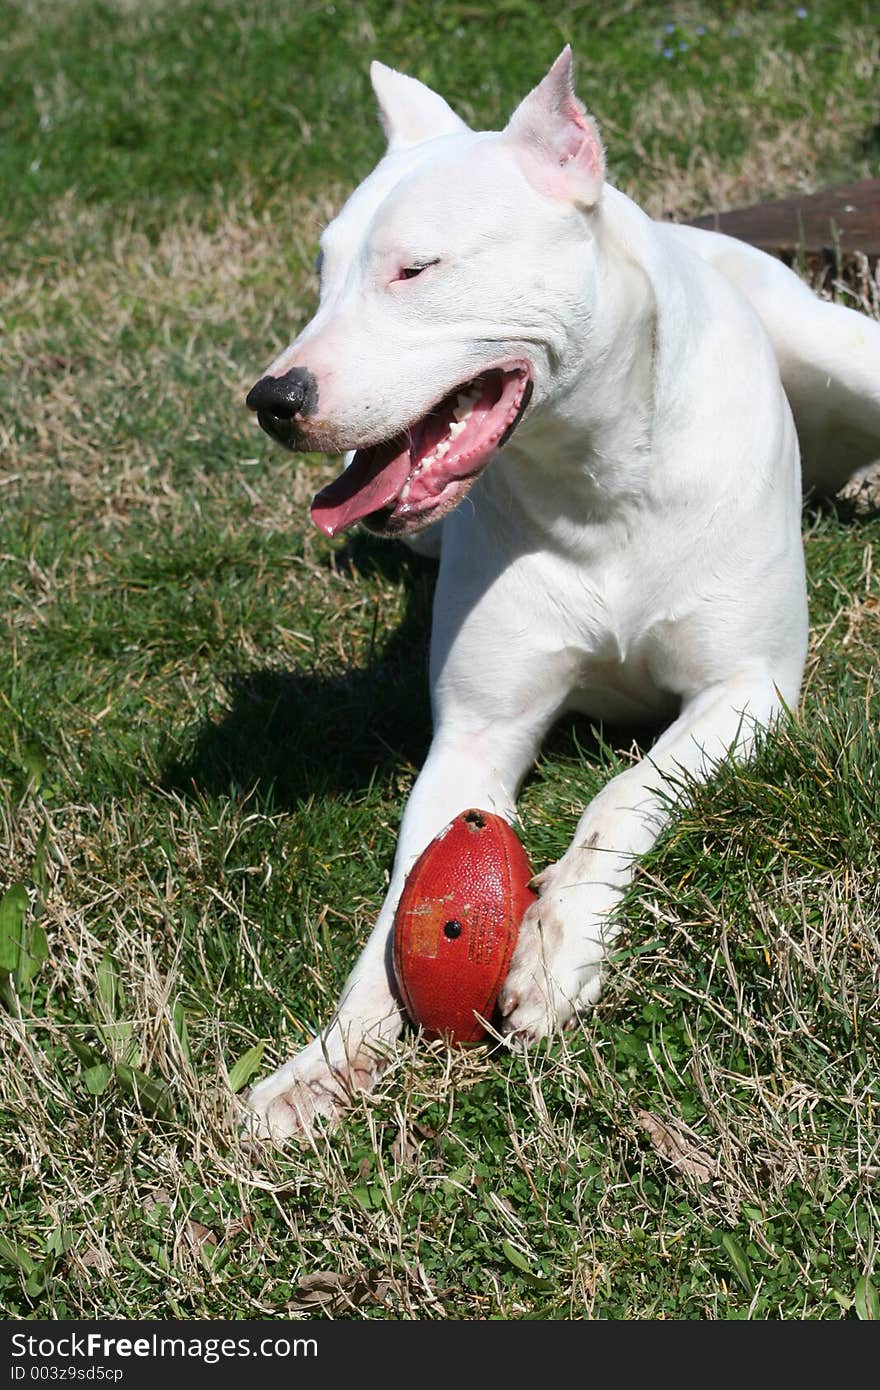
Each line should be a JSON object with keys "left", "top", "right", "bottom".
{"left": 1, "top": 0, "right": 878, "bottom": 1320}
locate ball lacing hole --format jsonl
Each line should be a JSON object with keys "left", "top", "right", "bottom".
{"left": 443, "top": 920, "right": 463, "bottom": 940}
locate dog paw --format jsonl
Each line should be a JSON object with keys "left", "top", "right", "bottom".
{"left": 242, "top": 1034, "right": 382, "bottom": 1144}
{"left": 497, "top": 872, "right": 608, "bottom": 1043}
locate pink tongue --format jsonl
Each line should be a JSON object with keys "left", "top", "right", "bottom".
{"left": 310, "top": 443, "right": 411, "bottom": 537}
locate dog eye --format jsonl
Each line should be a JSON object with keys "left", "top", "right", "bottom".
{"left": 396, "top": 258, "right": 440, "bottom": 282}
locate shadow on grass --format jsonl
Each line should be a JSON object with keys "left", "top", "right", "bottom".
{"left": 803, "top": 482, "right": 880, "bottom": 528}
{"left": 162, "top": 535, "right": 438, "bottom": 809}
{"left": 161, "top": 530, "right": 669, "bottom": 813}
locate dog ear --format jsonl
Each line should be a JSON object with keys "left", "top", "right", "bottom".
{"left": 505, "top": 46, "right": 605, "bottom": 208}
{"left": 370, "top": 61, "right": 469, "bottom": 149}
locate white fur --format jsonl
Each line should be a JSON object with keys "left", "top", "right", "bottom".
{"left": 245, "top": 50, "right": 880, "bottom": 1140}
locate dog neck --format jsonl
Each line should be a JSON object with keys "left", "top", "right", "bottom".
{"left": 495, "top": 188, "right": 659, "bottom": 532}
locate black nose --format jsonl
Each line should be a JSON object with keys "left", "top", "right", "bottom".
{"left": 245, "top": 366, "right": 318, "bottom": 448}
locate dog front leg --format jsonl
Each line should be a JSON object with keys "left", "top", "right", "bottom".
{"left": 499, "top": 668, "right": 787, "bottom": 1040}
{"left": 245, "top": 723, "right": 537, "bottom": 1141}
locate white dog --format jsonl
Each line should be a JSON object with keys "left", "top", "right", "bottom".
{"left": 244, "top": 50, "right": 880, "bottom": 1140}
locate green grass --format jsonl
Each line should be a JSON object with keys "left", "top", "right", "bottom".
{"left": 1, "top": 0, "right": 879, "bottom": 1320}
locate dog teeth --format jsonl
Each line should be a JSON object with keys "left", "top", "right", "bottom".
{"left": 408, "top": 404, "right": 475, "bottom": 486}
{"left": 452, "top": 389, "right": 480, "bottom": 422}
{"left": 417, "top": 439, "right": 451, "bottom": 471}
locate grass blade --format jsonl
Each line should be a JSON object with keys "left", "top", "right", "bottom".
{"left": 854, "top": 1275, "right": 879, "bottom": 1320}
{"left": 0, "top": 1234, "right": 36, "bottom": 1276}
{"left": 721, "top": 1233, "right": 755, "bottom": 1295}
{"left": 0, "top": 884, "right": 27, "bottom": 974}
{"left": 15, "top": 921, "right": 48, "bottom": 992}
{"left": 228, "top": 1042, "right": 264, "bottom": 1094}
{"left": 96, "top": 949, "right": 120, "bottom": 1018}
{"left": 116, "top": 1065, "right": 173, "bottom": 1120}
{"left": 82, "top": 1063, "right": 113, "bottom": 1096}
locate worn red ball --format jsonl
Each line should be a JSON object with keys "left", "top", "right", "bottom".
{"left": 393, "top": 808, "right": 536, "bottom": 1044}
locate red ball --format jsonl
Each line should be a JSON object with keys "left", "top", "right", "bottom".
{"left": 393, "top": 808, "right": 536, "bottom": 1044}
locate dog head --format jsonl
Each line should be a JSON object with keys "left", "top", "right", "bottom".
{"left": 246, "top": 48, "right": 606, "bottom": 537}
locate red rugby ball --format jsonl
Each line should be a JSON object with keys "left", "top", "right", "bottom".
{"left": 393, "top": 808, "right": 536, "bottom": 1043}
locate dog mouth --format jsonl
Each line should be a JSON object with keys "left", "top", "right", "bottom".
{"left": 310, "top": 364, "right": 533, "bottom": 537}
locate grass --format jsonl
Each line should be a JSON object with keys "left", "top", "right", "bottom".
{"left": 1, "top": 0, "right": 879, "bottom": 1320}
